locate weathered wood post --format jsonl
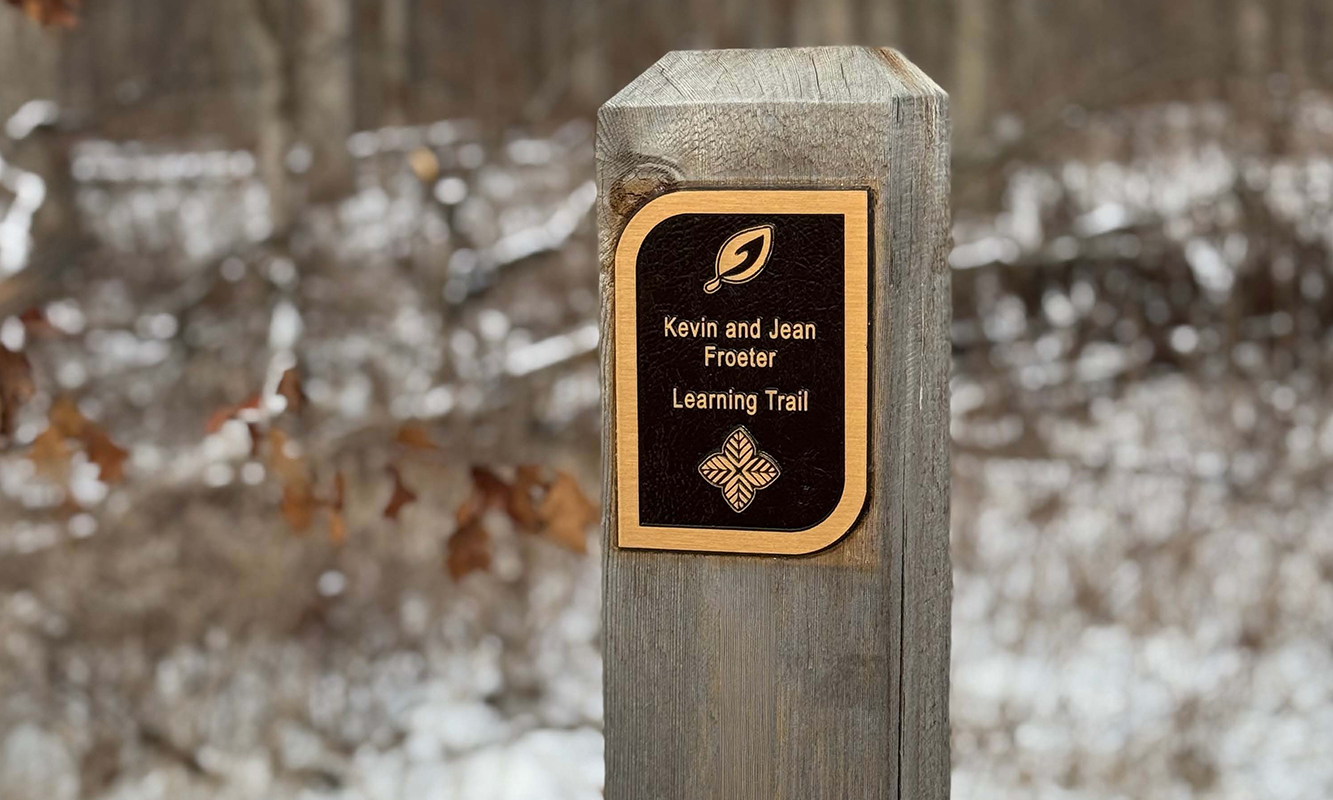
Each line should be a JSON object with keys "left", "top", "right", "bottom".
{"left": 597, "top": 47, "right": 950, "bottom": 799}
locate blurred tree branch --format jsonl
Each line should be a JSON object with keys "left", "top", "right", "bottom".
{"left": 241, "top": 0, "right": 296, "bottom": 237}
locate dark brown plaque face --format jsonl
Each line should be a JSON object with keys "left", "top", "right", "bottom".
{"left": 613, "top": 189, "right": 869, "bottom": 554}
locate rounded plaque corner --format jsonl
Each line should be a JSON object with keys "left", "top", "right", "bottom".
{"left": 777, "top": 478, "right": 869, "bottom": 555}
{"left": 615, "top": 189, "right": 687, "bottom": 242}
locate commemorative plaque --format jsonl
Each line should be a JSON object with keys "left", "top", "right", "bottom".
{"left": 613, "top": 189, "right": 869, "bottom": 554}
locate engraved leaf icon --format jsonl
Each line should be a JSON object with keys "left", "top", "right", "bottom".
{"left": 722, "top": 426, "right": 755, "bottom": 464}
{"left": 740, "top": 456, "right": 779, "bottom": 488}
{"left": 703, "top": 224, "right": 773, "bottom": 294}
{"left": 698, "top": 426, "right": 781, "bottom": 513}
{"left": 723, "top": 476, "right": 755, "bottom": 512}
{"left": 699, "top": 453, "right": 735, "bottom": 486}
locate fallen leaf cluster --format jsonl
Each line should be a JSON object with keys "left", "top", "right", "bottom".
{"left": 209, "top": 368, "right": 346, "bottom": 545}
{"left": 206, "top": 393, "right": 261, "bottom": 440}
{"left": 383, "top": 463, "right": 417, "bottom": 520}
{"left": 205, "top": 370, "right": 596, "bottom": 576}
{"left": 393, "top": 422, "right": 438, "bottom": 451}
{"left": 18, "top": 307, "right": 59, "bottom": 338}
{"left": 4, "top": 0, "right": 79, "bottom": 26}
{"left": 0, "top": 331, "right": 126, "bottom": 496}
{"left": 3, "top": 340, "right": 598, "bottom": 576}
{"left": 0, "top": 346, "right": 34, "bottom": 439}
{"left": 29, "top": 395, "right": 128, "bottom": 485}
{"left": 199, "top": 366, "right": 334, "bottom": 542}
{"left": 447, "top": 464, "right": 596, "bottom": 579}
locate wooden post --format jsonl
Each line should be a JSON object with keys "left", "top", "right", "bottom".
{"left": 598, "top": 47, "right": 950, "bottom": 800}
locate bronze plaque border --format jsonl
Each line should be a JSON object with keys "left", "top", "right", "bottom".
{"left": 613, "top": 189, "right": 870, "bottom": 555}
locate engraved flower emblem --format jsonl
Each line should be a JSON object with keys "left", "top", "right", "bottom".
{"left": 698, "top": 426, "right": 781, "bottom": 513}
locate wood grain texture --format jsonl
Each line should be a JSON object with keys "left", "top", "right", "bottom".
{"left": 598, "top": 47, "right": 951, "bottom": 800}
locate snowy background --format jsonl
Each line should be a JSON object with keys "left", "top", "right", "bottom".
{"left": 3, "top": 3, "right": 1333, "bottom": 799}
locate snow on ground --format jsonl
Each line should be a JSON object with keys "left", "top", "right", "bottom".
{"left": 3, "top": 101, "right": 1333, "bottom": 798}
